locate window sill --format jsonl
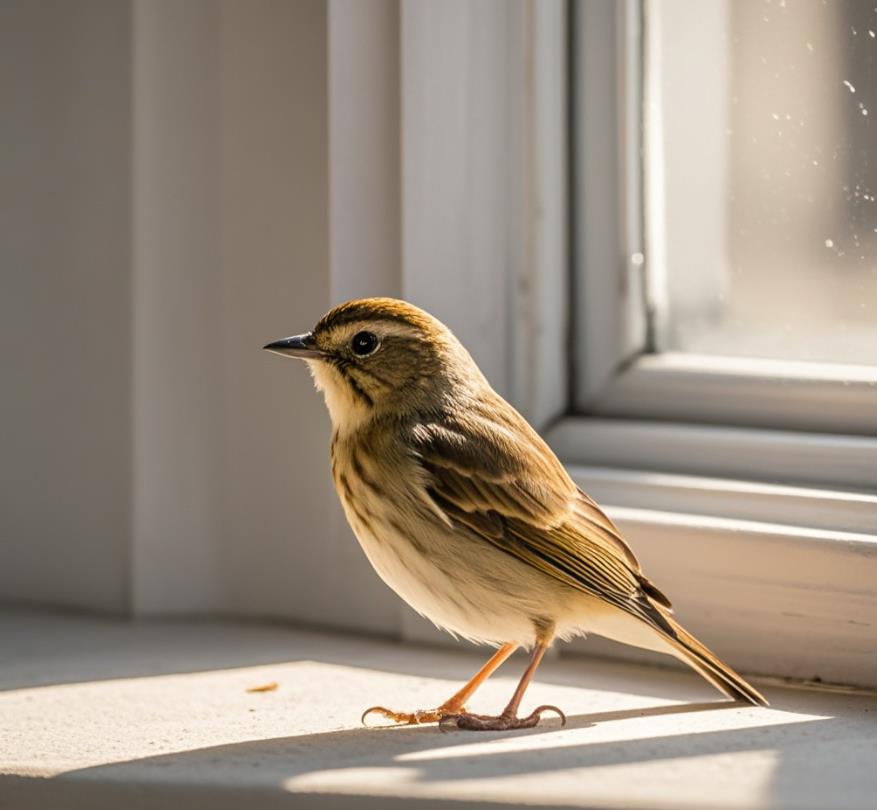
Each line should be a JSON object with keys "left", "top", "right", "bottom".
{"left": 3, "top": 611, "right": 876, "bottom": 810}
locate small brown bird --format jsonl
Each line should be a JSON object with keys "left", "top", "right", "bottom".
{"left": 265, "top": 298, "right": 767, "bottom": 730}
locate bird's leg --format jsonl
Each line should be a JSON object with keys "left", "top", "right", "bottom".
{"left": 361, "top": 642, "right": 517, "bottom": 726}
{"left": 441, "top": 639, "right": 566, "bottom": 731}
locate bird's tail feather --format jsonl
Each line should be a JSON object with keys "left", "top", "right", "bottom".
{"left": 660, "top": 613, "right": 768, "bottom": 706}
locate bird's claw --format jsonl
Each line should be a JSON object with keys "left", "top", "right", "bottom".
{"left": 439, "top": 704, "right": 567, "bottom": 732}
{"left": 361, "top": 705, "right": 463, "bottom": 727}
{"left": 361, "top": 705, "right": 410, "bottom": 726}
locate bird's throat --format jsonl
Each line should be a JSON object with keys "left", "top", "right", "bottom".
{"left": 307, "top": 360, "right": 373, "bottom": 436}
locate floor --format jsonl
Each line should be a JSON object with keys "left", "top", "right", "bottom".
{"left": 1, "top": 610, "right": 875, "bottom": 810}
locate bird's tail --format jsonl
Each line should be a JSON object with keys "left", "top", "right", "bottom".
{"left": 659, "top": 612, "right": 768, "bottom": 706}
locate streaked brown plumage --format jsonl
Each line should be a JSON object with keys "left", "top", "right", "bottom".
{"left": 265, "top": 297, "right": 767, "bottom": 730}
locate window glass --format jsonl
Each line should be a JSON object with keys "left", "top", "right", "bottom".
{"left": 648, "top": 0, "right": 877, "bottom": 366}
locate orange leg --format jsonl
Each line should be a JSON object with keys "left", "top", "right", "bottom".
{"left": 443, "top": 639, "right": 566, "bottom": 731}
{"left": 362, "top": 642, "right": 517, "bottom": 726}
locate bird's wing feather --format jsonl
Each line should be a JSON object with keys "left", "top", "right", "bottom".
{"left": 409, "top": 405, "right": 672, "bottom": 616}
{"left": 414, "top": 414, "right": 763, "bottom": 702}
{"left": 408, "top": 412, "right": 573, "bottom": 528}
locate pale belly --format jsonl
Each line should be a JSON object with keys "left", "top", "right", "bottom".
{"left": 338, "top": 487, "right": 589, "bottom": 647}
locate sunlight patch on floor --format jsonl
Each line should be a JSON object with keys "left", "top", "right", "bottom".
{"left": 3, "top": 612, "right": 875, "bottom": 810}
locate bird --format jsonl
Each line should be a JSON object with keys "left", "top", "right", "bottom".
{"left": 264, "top": 297, "right": 767, "bottom": 731}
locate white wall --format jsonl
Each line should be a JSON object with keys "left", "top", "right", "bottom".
{"left": 1, "top": 0, "right": 133, "bottom": 612}
{"left": 1, "top": 0, "right": 400, "bottom": 628}
{"left": 131, "top": 0, "right": 401, "bottom": 629}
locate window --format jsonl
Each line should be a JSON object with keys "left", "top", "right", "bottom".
{"left": 571, "top": 0, "right": 877, "bottom": 441}
{"left": 559, "top": 0, "right": 877, "bottom": 686}
{"left": 652, "top": 0, "right": 877, "bottom": 368}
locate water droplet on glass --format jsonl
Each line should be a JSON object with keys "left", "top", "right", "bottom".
{"left": 771, "top": 112, "right": 780, "bottom": 120}
{"left": 825, "top": 238, "right": 834, "bottom": 248}
{"left": 870, "top": 30, "right": 876, "bottom": 38}
{"left": 843, "top": 80, "right": 856, "bottom": 93}
{"left": 806, "top": 42, "right": 814, "bottom": 52}
{"left": 631, "top": 252, "right": 644, "bottom": 267}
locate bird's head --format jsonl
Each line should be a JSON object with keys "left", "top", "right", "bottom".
{"left": 264, "top": 298, "right": 485, "bottom": 432}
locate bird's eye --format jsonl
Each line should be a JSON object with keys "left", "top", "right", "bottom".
{"left": 351, "top": 331, "right": 379, "bottom": 356}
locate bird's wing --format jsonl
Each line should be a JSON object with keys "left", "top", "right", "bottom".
{"left": 409, "top": 406, "right": 672, "bottom": 615}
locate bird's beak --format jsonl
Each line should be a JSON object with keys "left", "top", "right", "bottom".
{"left": 262, "top": 332, "right": 323, "bottom": 359}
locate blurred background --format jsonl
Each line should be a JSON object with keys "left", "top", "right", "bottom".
{"left": 2, "top": 0, "right": 875, "bottom": 640}
{"left": 654, "top": 0, "right": 877, "bottom": 363}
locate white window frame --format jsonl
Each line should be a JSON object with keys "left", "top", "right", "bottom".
{"left": 568, "top": 0, "right": 877, "bottom": 437}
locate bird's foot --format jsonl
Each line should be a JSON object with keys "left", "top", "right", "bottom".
{"left": 438, "top": 705, "right": 566, "bottom": 732}
{"left": 361, "top": 704, "right": 466, "bottom": 726}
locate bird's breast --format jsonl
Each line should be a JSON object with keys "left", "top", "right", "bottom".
{"left": 328, "top": 435, "right": 570, "bottom": 646}
{"left": 331, "top": 437, "right": 443, "bottom": 595}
